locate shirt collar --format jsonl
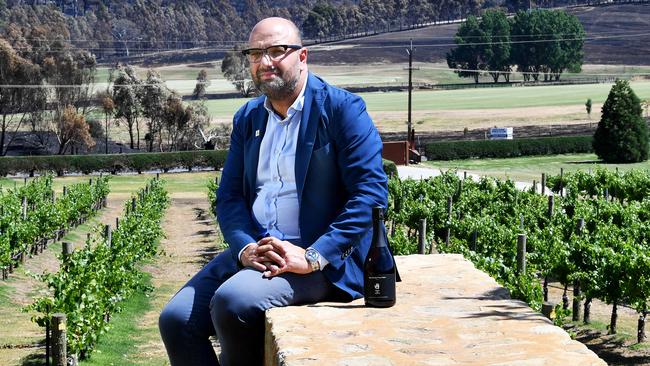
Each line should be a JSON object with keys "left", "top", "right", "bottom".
{"left": 263, "top": 75, "right": 308, "bottom": 119}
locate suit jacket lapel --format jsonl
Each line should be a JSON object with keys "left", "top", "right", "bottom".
{"left": 296, "top": 73, "right": 325, "bottom": 203}
{"left": 245, "top": 103, "right": 268, "bottom": 207}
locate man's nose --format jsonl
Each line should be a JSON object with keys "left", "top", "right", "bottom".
{"left": 260, "top": 53, "right": 274, "bottom": 67}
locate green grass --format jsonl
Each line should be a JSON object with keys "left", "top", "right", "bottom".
{"left": 0, "top": 282, "right": 8, "bottom": 302}
{"left": 1, "top": 171, "right": 219, "bottom": 196}
{"left": 204, "top": 80, "right": 650, "bottom": 119}
{"left": 79, "top": 274, "right": 162, "bottom": 366}
{"left": 424, "top": 153, "right": 650, "bottom": 182}
{"left": 362, "top": 80, "right": 650, "bottom": 111}
{"left": 569, "top": 319, "right": 641, "bottom": 348}
{"left": 630, "top": 341, "right": 650, "bottom": 351}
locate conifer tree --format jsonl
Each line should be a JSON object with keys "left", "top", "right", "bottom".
{"left": 593, "top": 80, "right": 649, "bottom": 163}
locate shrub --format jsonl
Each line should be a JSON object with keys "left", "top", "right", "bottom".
{"left": 0, "top": 150, "right": 228, "bottom": 176}
{"left": 593, "top": 79, "right": 649, "bottom": 163}
{"left": 382, "top": 158, "right": 398, "bottom": 178}
{"left": 425, "top": 136, "right": 593, "bottom": 160}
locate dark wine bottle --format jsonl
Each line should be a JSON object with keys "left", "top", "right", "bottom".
{"left": 363, "top": 206, "right": 396, "bottom": 307}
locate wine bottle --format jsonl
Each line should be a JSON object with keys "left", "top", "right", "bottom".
{"left": 364, "top": 206, "right": 396, "bottom": 307}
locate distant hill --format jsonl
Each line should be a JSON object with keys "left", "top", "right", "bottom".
{"left": 0, "top": 1, "right": 648, "bottom": 66}
{"left": 307, "top": 3, "right": 650, "bottom": 66}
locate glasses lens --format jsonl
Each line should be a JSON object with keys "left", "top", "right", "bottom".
{"left": 267, "top": 46, "right": 288, "bottom": 60}
{"left": 247, "top": 49, "right": 263, "bottom": 62}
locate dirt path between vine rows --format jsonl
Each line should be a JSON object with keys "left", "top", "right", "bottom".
{"left": 126, "top": 194, "right": 221, "bottom": 365}
{"left": 0, "top": 194, "right": 128, "bottom": 366}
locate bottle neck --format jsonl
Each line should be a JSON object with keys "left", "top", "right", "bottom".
{"left": 372, "top": 218, "right": 388, "bottom": 247}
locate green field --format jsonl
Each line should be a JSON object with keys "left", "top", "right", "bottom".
{"left": 92, "top": 61, "right": 650, "bottom": 132}
{"left": 424, "top": 153, "right": 650, "bottom": 182}
{"left": 96, "top": 63, "right": 650, "bottom": 96}
{"left": 203, "top": 80, "right": 650, "bottom": 119}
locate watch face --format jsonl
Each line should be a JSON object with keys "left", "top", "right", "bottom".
{"left": 306, "top": 249, "right": 318, "bottom": 262}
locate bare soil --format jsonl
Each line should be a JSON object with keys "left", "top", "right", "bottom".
{"left": 120, "top": 194, "right": 221, "bottom": 364}
{"left": 371, "top": 104, "right": 601, "bottom": 132}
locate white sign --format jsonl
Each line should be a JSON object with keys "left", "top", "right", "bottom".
{"left": 489, "top": 127, "right": 513, "bottom": 140}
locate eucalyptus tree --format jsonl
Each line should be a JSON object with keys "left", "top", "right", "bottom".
{"left": 221, "top": 46, "right": 256, "bottom": 97}
{"left": 192, "top": 69, "right": 210, "bottom": 100}
{"left": 0, "top": 39, "right": 45, "bottom": 155}
{"left": 112, "top": 66, "right": 142, "bottom": 149}
{"left": 140, "top": 70, "right": 169, "bottom": 152}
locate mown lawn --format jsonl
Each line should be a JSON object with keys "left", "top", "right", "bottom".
{"left": 203, "top": 80, "right": 650, "bottom": 119}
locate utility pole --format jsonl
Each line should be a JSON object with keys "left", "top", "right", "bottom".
{"left": 405, "top": 39, "right": 418, "bottom": 165}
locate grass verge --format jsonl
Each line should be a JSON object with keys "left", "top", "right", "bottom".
{"left": 2, "top": 171, "right": 220, "bottom": 197}
{"left": 424, "top": 153, "right": 650, "bottom": 182}
{"left": 80, "top": 273, "right": 157, "bottom": 366}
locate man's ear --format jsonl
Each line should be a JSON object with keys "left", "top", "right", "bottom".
{"left": 299, "top": 48, "right": 308, "bottom": 70}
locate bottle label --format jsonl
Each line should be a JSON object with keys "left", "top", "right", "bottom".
{"left": 364, "top": 274, "right": 396, "bottom": 300}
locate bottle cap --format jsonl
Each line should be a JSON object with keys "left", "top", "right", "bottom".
{"left": 372, "top": 206, "right": 384, "bottom": 221}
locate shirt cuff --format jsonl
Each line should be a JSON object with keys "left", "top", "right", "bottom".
{"left": 310, "top": 247, "right": 329, "bottom": 269}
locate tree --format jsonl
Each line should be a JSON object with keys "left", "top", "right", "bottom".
{"left": 510, "top": 10, "right": 584, "bottom": 82}
{"left": 141, "top": 70, "right": 169, "bottom": 152}
{"left": 162, "top": 93, "right": 191, "bottom": 151}
{"left": 480, "top": 10, "right": 511, "bottom": 83}
{"left": 593, "top": 80, "right": 649, "bottom": 163}
{"left": 112, "top": 66, "right": 142, "bottom": 149}
{"left": 221, "top": 46, "right": 256, "bottom": 97}
{"left": 302, "top": 3, "right": 339, "bottom": 40}
{"left": 544, "top": 10, "right": 585, "bottom": 81}
{"left": 192, "top": 69, "right": 210, "bottom": 99}
{"left": 51, "top": 105, "right": 95, "bottom": 154}
{"left": 111, "top": 18, "right": 141, "bottom": 57}
{"left": 99, "top": 91, "right": 115, "bottom": 154}
{"left": 42, "top": 48, "right": 97, "bottom": 119}
{"left": 509, "top": 11, "right": 540, "bottom": 82}
{"left": 585, "top": 98, "right": 592, "bottom": 119}
{"left": 187, "top": 100, "right": 218, "bottom": 150}
{"left": 0, "top": 38, "right": 45, "bottom": 155}
{"left": 505, "top": 0, "right": 529, "bottom": 12}
{"left": 446, "top": 16, "right": 487, "bottom": 83}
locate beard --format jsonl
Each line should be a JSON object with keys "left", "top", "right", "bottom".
{"left": 253, "top": 66, "right": 299, "bottom": 100}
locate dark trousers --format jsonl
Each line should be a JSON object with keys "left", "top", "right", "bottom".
{"left": 159, "top": 248, "right": 338, "bottom": 366}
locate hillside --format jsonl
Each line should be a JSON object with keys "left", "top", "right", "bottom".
{"left": 308, "top": 4, "right": 650, "bottom": 66}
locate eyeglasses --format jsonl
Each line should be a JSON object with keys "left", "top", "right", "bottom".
{"left": 241, "top": 45, "right": 302, "bottom": 63}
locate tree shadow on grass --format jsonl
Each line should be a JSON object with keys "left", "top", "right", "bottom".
{"left": 565, "top": 160, "right": 601, "bottom": 164}
{"left": 21, "top": 353, "right": 45, "bottom": 366}
{"left": 568, "top": 325, "right": 650, "bottom": 366}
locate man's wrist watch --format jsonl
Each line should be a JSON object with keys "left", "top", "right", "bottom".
{"left": 305, "top": 248, "right": 321, "bottom": 272}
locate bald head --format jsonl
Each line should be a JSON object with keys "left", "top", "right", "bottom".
{"left": 248, "top": 17, "right": 302, "bottom": 47}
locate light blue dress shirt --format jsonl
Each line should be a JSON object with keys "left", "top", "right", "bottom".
{"left": 252, "top": 80, "right": 305, "bottom": 240}
{"left": 239, "top": 78, "right": 328, "bottom": 269}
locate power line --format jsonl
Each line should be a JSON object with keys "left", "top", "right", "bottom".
{"left": 4, "top": 30, "right": 645, "bottom": 55}
{"left": 314, "top": 32, "right": 650, "bottom": 50}
{"left": 1, "top": 68, "right": 649, "bottom": 89}
{"left": 418, "top": 65, "right": 650, "bottom": 77}
{"left": 2, "top": 26, "right": 647, "bottom": 53}
{"left": 3, "top": 28, "right": 646, "bottom": 44}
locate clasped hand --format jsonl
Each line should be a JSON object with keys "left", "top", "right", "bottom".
{"left": 240, "top": 237, "right": 311, "bottom": 277}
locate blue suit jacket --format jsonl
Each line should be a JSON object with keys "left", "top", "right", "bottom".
{"left": 216, "top": 73, "right": 388, "bottom": 300}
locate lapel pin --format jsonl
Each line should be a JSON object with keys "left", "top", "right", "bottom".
{"left": 255, "top": 129, "right": 260, "bottom": 137}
